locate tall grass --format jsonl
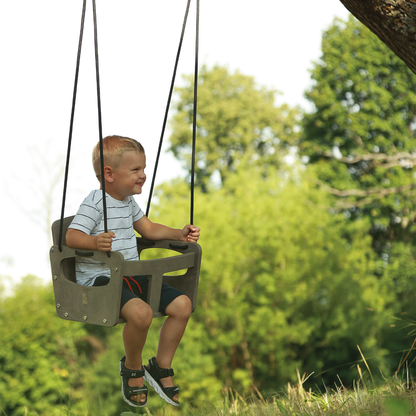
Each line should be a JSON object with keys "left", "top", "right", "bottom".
{"left": 175, "top": 371, "right": 416, "bottom": 416}
{"left": 3, "top": 369, "right": 416, "bottom": 416}
{"left": 116, "top": 366, "right": 416, "bottom": 416}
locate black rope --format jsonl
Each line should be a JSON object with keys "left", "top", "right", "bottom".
{"left": 92, "top": 0, "right": 108, "bottom": 234}
{"left": 190, "top": 0, "right": 200, "bottom": 226}
{"left": 59, "top": 0, "right": 198, "bottom": 246}
{"left": 58, "top": 0, "right": 87, "bottom": 251}
{"left": 146, "top": 0, "right": 192, "bottom": 218}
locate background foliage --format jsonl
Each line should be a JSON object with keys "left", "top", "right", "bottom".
{"left": 2, "top": 15, "right": 416, "bottom": 416}
{"left": 301, "top": 16, "right": 416, "bottom": 252}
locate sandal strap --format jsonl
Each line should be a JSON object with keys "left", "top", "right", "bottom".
{"left": 124, "top": 385, "right": 148, "bottom": 397}
{"left": 148, "top": 357, "right": 174, "bottom": 379}
{"left": 163, "top": 386, "right": 179, "bottom": 399}
{"left": 120, "top": 368, "right": 145, "bottom": 378}
{"left": 120, "top": 356, "right": 145, "bottom": 378}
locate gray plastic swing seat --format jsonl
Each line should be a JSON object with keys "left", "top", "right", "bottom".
{"left": 49, "top": 216, "right": 202, "bottom": 327}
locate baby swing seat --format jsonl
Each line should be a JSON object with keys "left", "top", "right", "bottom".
{"left": 50, "top": 216, "right": 202, "bottom": 327}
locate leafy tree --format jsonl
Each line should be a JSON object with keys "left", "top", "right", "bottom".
{"left": 169, "top": 65, "right": 301, "bottom": 191}
{"left": 300, "top": 16, "right": 416, "bottom": 380}
{"left": 379, "top": 243, "right": 416, "bottom": 374}
{"left": 301, "top": 16, "right": 416, "bottom": 253}
{"left": 0, "top": 176, "right": 397, "bottom": 413}
{"left": 152, "top": 165, "right": 393, "bottom": 393}
{"left": 0, "top": 276, "right": 91, "bottom": 416}
{"left": 0, "top": 274, "right": 222, "bottom": 415}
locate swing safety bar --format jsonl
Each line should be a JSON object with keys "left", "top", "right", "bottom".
{"left": 50, "top": 216, "right": 202, "bottom": 327}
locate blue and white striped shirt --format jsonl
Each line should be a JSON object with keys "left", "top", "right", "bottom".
{"left": 68, "top": 190, "right": 144, "bottom": 286}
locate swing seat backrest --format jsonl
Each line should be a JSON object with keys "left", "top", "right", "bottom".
{"left": 50, "top": 216, "right": 202, "bottom": 327}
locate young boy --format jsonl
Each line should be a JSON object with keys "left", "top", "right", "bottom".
{"left": 66, "top": 135, "right": 200, "bottom": 408}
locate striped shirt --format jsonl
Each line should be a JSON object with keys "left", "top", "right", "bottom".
{"left": 68, "top": 190, "right": 144, "bottom": 286}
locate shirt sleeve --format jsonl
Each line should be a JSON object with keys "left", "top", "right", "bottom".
{"left": 131, "top": 197, "right": 145, "bottom": 223}
{"left": 68, "top": 191, "right": 103, "bottom": 235}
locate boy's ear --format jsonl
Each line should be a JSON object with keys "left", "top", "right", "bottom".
{"left": 103, "top": 166, "right": 114, "bottom": 183}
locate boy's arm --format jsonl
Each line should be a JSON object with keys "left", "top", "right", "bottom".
{"left": 66, "top": 228, "right": 115, "bottom": 252}
{"left": 133, "top": 216, "right": 200, "bottom": 243}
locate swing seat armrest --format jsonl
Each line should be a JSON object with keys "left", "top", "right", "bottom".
{"left": 50, "top": 245, "right": 125, "bottom": 326}
{"left": 121, "top": 252, "right": 195, "bottom": 276}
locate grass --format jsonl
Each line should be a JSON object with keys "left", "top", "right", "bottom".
{"left": 3, "top": 369, "right": 416, "bottom": 416}
{"left": 171, "top": 371, "right": 416, "bottom": 416}
{"left": 92, "top": 373, "right": 416, "bottom": 416}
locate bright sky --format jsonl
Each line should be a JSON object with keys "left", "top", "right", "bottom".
{"left": 0, "top": 0, "right": 350, "bottom": 285}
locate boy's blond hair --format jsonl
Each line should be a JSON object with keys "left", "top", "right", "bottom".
{"left": 92, "top": 135, "right": 145, "bottom": 181}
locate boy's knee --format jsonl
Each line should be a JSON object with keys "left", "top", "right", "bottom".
{"left": 182, "top": 295, "right": 193, "bottom": 315}
{"left": 125, "top": 301, "right": 153, "bottom": 328}
{"left": 169, "top": 295, "right": 192, "bottom": 318}
{"left": 139, "top": 303, "right": 154, "bottom": 326}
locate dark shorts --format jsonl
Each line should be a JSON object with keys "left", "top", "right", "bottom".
{"left": 93, "top": 275, "right": 184, "bottom": 314}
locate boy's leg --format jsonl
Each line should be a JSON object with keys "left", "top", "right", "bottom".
{"left": 151, "top": 294, "right": 192, "bottom": 401}
{"left": 120, "top": 297, "right": 153, "bottom": 404}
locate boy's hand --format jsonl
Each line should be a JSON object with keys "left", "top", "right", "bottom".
{"left": 181, "top": 225, "right": 200, "bottom": 243}
{"left": 97, "top": 231, "right": 116, "bottom": 252}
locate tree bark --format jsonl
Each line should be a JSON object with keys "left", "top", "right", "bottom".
{"left": 339, "top": 0, "right": 416, "bottom": 75}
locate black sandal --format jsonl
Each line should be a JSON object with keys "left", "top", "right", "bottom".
{"left": 119, "top": 356, "right": 148, "bottom": 407}
{"left": 143, "top": 357, "right": 180, "bottom": 406}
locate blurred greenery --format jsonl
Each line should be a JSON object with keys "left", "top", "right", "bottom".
{"left": 300, "top": 15, "right": 416, "bottom": 377}
{"left": 0, "top": 169, "right": 403, "bottom": 414}
{"left": 301, "top": 15, "right": 416, "bottom": 252}
{"left": 2, "top": 15, "right": 416, "bottom": 416}
{"left": 169, "top": 64, "right": 301, "bottom": 191}
{"left": 384, "top": 397, "right": 412, "bottom": 416}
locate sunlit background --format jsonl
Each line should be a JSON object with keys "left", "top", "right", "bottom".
{"left": 0, "top": 0, "right": 349, "bottom": 283}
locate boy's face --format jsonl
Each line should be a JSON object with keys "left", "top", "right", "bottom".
{"left": 109, "top": 150, "right": 146, "bottom": 200}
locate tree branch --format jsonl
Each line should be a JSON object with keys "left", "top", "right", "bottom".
{"left": 308, "top": 176, "right": 416, "bottom": 209}
{"left": 323, "top": 150, "right": 416, "bottom": 169}
{"left": 312, "top": 177, "right": 416, "bottom": 197}
{"left": 340, "top": 0, "right": 416, "bottom": 75}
